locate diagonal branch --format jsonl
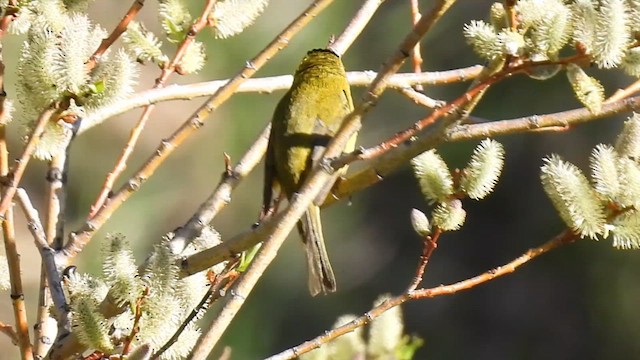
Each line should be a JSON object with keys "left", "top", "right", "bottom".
{"left": 0, "top": 106, "right": 57, "bottom": 220}
{"left": 85, "top": 0, "right": 145, "bottom": 71}
{"left": 266, "top": 230, "right": 577, "bottom": 360}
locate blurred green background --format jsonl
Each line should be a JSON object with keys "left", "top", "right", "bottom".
{"left": 1, "top": 0, "right": 639, "bottom": 359}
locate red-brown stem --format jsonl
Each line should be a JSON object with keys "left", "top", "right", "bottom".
{"left": 505, "top": 0, "right": 518, "bottom": 32}
{"left": 335, "top": 55, "right": 587, "bottom": 167}
{"left": 407, "top": 227, "right": 442, "bottom": 291}
{"left": 85, "top": 0, "right": 145, "bottom": 71}
{"left": 0, "top": 5, "right": 18, "bottom": 39}
{"left": 266, "top": 229, "right": 577, "bottom": 360}
{"left": 122, "top": 287, "right": 150, "bottom": 355}
{"left": 88, "top": 0, "right": 218, "bottom": 217}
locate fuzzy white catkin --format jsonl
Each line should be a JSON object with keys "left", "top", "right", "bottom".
{"left": 411, "top": 150, "right": 454, "bottom": 203}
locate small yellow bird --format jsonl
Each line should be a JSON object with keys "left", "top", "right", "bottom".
{"left": 263, "top": 49, "right": 356, "bottom": 296}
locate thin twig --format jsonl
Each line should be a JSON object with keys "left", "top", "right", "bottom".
{"left": 407, "top": 228, "right": 441, "bottom": 291}
{"left": 79, "top": 66, "right": 483, "bottom": 134}
{"left": 397, "top": 86, "right": 444, "bottom": 109}
{"left": 0, "top": 106, "right": 57, "bottom": 219}
{"left": 85, "top": 0, "right": 145, "bottom": 71}
{"left": 0, "top": 321, "right": 18, "bottom": 345}
{"left": 409, "top": 0, "right": 424, "bottom": 91}
{"left": 15, "top": 189, "right": 71, "bottom": 345}
{"left": 328, "top": 93, "right": 640, "bottom": 205}
{"left": 152, "top": 266, "right": 239, "bottom": 359}
{"left": 266, "top": 230, "right": 577, "bottom": 360}
{"left": 328, "top": 0, "right": 386, "bottom": 56}
{"left": 121, "top": 287, "right": 149, "bottom": 355}
{"left": 606, "top": 78, "right": 640, "bottom": 104}
{"left": 63, "top": 0, "right": 338, "bottom": 262}
{"left": 0, "top": 5, "right": 18, "bottom": 39}
{"left": 34, "top": 153, "right": 68, "bottom": 358}
{"left": 333, "top": 55, "right": 586, "bottom": 168}
{"left": 89, "top": 0, "right": 217, "bottom": 217}
{"left": 170, "top": 124, "right": 270, "bottom": 254}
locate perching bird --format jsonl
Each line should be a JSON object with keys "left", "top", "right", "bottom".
{"left": 262, "top": 48, "right": 356, "bottom": 296}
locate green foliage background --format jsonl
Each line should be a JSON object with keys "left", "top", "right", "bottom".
{"left": 1, "top": 1, "right": 639, "bottom": 358}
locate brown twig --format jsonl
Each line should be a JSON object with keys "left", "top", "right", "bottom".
{"left": 327, "top": 90, "right": 640, "bottom": 207}
{"left": 505, "top": 0, "right": 518, "bottom": 32}
{"left": 328, "top": 0, "right": 386, "bottom": 56}
{"left": 397, "top": 86, "right": 445, "bottom": 109}
{"left": 333, "top": 55, "right": 586, "bottom": 169}
{"left": 122, "top": 287, "right": 150, "bottom": 355}
{"left": 170, "top": 124, "right": 270, "bottom": 255}
{"left": 88, "top": 0, "right": 216, "bottom": 218}
{"left": 0, "top": 4, "right": 18, "bottom": 39}
{"left": 15, "top": 189, "right": 71, "bottom": 344}
{"left": 152, "top": 265, "right": 239, "bottom": 359}
{"left": 63, "top": 0, "right": 337, "bottom": 262}
{"left": 407, "top": 227, "right": 441, "bottom": 291}
{"left": 85, "top": 0, "right": 145, "bottom": 71}
{"left": 0, "top": 321, "right": 19, "bottom": 345}
{"left": 33, "top": 153, "right": 68, "bottom": 358}
{"left": 266, "top": 230, "right": 577, "bottom": 360}
{"left": 182, "top": 90, "right": 640, "bottom": 277}
{"left": 606, "top": 78, "right": 640, "bottom": 104}
{"left": 0, "top": 106, "right": 57, "bottom": 220}
{"left": 409, "top": 0, "right": 424, "bottom": 92}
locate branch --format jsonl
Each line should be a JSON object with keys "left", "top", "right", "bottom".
{"left": 328, "top": 0, "right": 385, "bottom": 56}
{"left": 62, "top": 0, "right": 338, "bottom": 261}
{"left": 170, "top": 124, "right": 270, "bottom": 255}
{"left": 266, "top": 230, "right": 577, "bottom": 360}
{"left": 78, "top": 66, "right": 483, "bottom": 137}
{"left": 34, "top": 152, "right": 69, "bottom": 358}
{"left": 326, "top": 94, "right": 640, "bottom": 206}
{"left": 85, "top": 0, "right": 145, "bottom": 70}
{"left": 15, "top": 190, "right": 70, "bottom": 345}
{"left": 0, "top": 4, "right": 18, "bottom": 39}
{"left": 0, "top": 321, "right": 18, "bottom": 345}
{"left": 0, "top": 106, "right": 57, "bottom": 220}
{"left": 409, "top": 0, "right": 424, "bottom": 92}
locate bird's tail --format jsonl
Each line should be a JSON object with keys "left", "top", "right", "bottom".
{"left": 298, "top": 204, "right": 336, "bottom": 296}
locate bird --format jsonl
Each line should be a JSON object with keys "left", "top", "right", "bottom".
{"left": 262, "top": 48, "right": 356, "bottom": 296}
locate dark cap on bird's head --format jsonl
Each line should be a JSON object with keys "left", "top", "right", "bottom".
{"left": 295, "top": 48, "right": 345, "bottom": 79}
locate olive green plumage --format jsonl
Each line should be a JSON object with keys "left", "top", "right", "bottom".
{"left": 263, "top": 49, "right": 356, "bottom": 296}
